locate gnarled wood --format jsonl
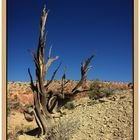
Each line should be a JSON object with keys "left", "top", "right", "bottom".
{"left": 28, "top": 6, "right": 56, "bottom": 136}
{"left": 26, "top": 4, "right": 95, "bottom": 138}
{"left": 72, "top": 53, "right": 95, "bottom": 93}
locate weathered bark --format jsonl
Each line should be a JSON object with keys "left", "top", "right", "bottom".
{"left": 27, "top": 6, "right": 57, "bottom": 136}
{"left": 25, "top": 5, "right": 95, "bottom": 137}
{"left": 45, "top": 53, "right": 95, "bottom": 113}
{"left": 72, "top": 53, "right": 95, "bottom": 94}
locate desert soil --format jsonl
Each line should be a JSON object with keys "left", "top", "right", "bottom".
{"left": 7, "top": 81, "right": 133, "bottom": 140}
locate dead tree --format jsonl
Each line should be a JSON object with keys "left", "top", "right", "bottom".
{"left": 25, "top": 5, "right": 95, "bottom": 137}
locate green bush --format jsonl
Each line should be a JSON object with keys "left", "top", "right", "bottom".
{"left": 88, "top": 80, "right": 102, "bottom": 100}
{"left": 101, "top": 86, "right": 114, "bottom": 97}
{"left": 88, "top": 80, "right": 114, "bottom": 100}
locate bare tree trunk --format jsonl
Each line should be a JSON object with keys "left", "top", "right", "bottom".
{"left": 25, "top": 5, "right": 95, "bottom": 137}
{"left": 27, "top": 6, "right": 58, "bottom": 136}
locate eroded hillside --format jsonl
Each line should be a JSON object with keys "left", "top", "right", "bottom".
{"left": 7, "top": 81, "right": 133, "bottom": 140}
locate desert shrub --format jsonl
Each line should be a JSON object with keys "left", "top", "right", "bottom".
{"left": 88, "top": 80, "right": 102, "bottom": 100}
{"left": 88, "top": 90, "right": 98, "bottom": 100}
{"left": 8, "top": 126, "right": 22, "bottom": 140}
{"left": 45, "top": 119, "right": 80, "bottom": 140}
{"left": 88, "top": 80, "right": 114, "bottom": 100}
{"left": 8, "top": 132, "right": 18, "bottom": 140}
{"left": 101, "top": 86, "right": 114, "bottom": 97}
{"left": 8, "top": 101, "right": 20, "bottom": 110}
{"left": 7, "top": 100, "right": 21, "bottom": 115}
{"left": 64, "top": 102, "right": 75, "bottom": 110}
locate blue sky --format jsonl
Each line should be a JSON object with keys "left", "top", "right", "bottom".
{"left": 7, "top": 0, "right": 133, "bottom": 82}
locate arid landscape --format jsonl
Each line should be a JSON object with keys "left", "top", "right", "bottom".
{"left": 7, "top": 80, "right": 133, "bottom": 140}
{"left": 7, "top": 2, "right": 133, "bottom": 140}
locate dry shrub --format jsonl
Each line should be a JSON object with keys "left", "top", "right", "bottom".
{"left": 64, "top": 102, "right": 75, "bottom": 110}
{"left": 88, "top": 80, "right": 115, "bottom": 100}
{"left": 8, "top": 126, "right": 22, "bottom": 140}
{"left": 7, "top": 100, "right": 21, "bottom": 115}
{"left": 45, "top": 119, "right": 80, "bottom": 140}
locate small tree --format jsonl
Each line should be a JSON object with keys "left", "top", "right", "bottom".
{"left": 25, "top": 5, "right": 95, "bottom": 137}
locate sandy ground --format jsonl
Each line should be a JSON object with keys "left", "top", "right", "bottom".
{"left": 8, "top": 89, "right": 133, "bottom": 140}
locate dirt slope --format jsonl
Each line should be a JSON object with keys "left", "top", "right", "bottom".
{"left": 8, "top": 89, "right": 133, "bottom": 140}
{"left": 48, "top": 90, "right": 133, "bottom": 140}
